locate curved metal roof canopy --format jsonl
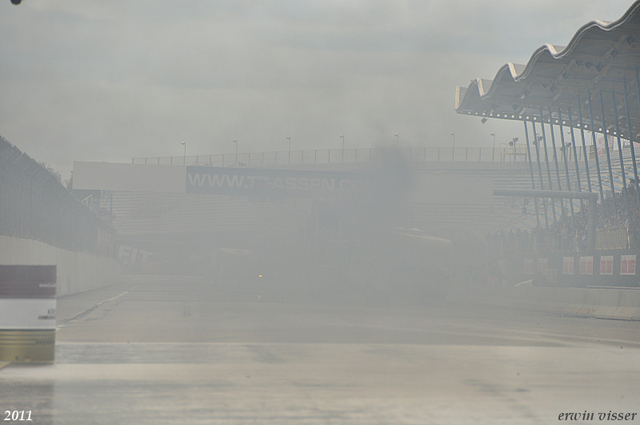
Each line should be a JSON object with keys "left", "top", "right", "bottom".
{"left": 455, "top": 0, "right": 640, "bottom": 141}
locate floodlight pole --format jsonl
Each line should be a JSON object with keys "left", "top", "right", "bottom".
{"left": 450, "top": 133, "right": 455, "bottom": 161}
{"left": 233, "top": 139, "right": 238, "bottom": 167}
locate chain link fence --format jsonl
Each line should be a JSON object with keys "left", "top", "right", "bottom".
{"left": 0, "top": 136, "right": 116, "bottom": 257}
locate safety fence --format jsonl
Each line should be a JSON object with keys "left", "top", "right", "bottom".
{"left": 133, "top": 145, "right": 592, "bottom": 167}
{"left": 488, "top": 226, "right": 633, "bottom": 258}
{"left": 0, "top": 136, "right": 116, "bottom": 256}
{"left": 541, "top": 229, "right": 630, "bottom": 252}
{"left": 596, "top": 228, "right": 630, "bottom": 250}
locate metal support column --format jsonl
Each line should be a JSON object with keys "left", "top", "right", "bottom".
{"left": 531, "top": 121, "right": 546, "bottom": 192}
{"left": 557, "top": 108, "right": 575, "bottom": 217}
{"left": 623, "top": 75, "right": 640, "bottom": 213}
{"left": 523, "top": 120, "right": 540, "bottom": 227}
{"left": 538, "top": 112, "right": 555, "bottom": 191}
{"left": 548, "top": 107, "right": 564, "bottom": 217}
{"left": 568, "top": 106, "right": 587, "bottom": 220}
{"left": 534, "top": 119, "right": 554, "bottom": 224}
{"left": 599, "top": 90, "right": 617, "bottom": 215}
{"left": 587, "top": 195, "right": 597, "bottom": 253}
{"left": 611, "top": 89, "right": 630, "bottom": 218}
{"left": 575, "top": 100, "right": 592, "bottom": 193}
{"left": 547, "top": 107, "right": 563, "bottom": 191}
{"left": 587, "top": 89, "right": 606, "bottom": 211}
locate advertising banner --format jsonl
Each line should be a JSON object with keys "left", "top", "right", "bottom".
{"left": 186, "top": 166, "right": 363, "bottom": 197}
{"left": 600, "top": 256, "right": 614, "bottom": 275}
{"left": 0, "top": 265, "right": 56, "bottom": 299}
{"left": 0, "top": 265, "right": 56, "bottom": 329}
{"left": 579, "top": 256, "right": 594, "bottom": 275}
{"left": 621, "top": 255, "right": 636, "bottom": 276}
{"left": 562, "top": 257, "right": 574, "bottom": 275}
{"left": 0, "top": 299, "right": 56, "bottom": 329}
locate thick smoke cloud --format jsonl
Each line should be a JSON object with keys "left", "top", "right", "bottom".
{"left": 0, "top": 0, "right": 632, "bottom": 177}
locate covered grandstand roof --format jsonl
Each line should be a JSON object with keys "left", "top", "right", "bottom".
{"left": 455, "top": 0, "right": 640, "bottom": 141}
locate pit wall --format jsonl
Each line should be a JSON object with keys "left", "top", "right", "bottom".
{"left": 0, "top": 235, "right": 120, "bottom": 297}
{"left": 516, "top": 250, "right": 639, "bottom": 288}
{"left": 450, "top": 249, "right": 640, "bottom": 320}
{"left": 447, "top": 283, "right": 640, "bottom": 321}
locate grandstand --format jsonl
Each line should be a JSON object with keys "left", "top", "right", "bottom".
{"left": 456, "top": 0, "right": 640, "bottom": 287}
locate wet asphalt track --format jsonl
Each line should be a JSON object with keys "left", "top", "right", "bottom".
{"left": 2, "top": 275, "right": 640, "bottom": 424}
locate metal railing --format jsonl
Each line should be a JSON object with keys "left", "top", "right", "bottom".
{"left": 133, "top": 145, "right": 596, "bottom": 167}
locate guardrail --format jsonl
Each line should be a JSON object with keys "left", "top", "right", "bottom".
{"left": 133, "top": 146, "right": 576, "bottom": 167}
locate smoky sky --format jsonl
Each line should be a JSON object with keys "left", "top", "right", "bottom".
{"left": 0, "top": 0, "right": 633, "bottom": 177}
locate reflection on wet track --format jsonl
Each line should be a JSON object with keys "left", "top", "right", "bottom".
{"left": 2, "top": 276, "right": 640, "bottom": 424}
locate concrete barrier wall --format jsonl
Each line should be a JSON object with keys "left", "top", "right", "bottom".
{"left": 447, "top": 283, "right": 640, "bottom": 321}
{"left": 0, "top": 235, "right": 120, "bottom": 297}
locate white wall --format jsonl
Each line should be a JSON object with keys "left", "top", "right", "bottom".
{"left": 73, "top": 161, "right": 186, "bottom": 193}
{"left": 0, "top": 235, "right": 120, "bottom": 297}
